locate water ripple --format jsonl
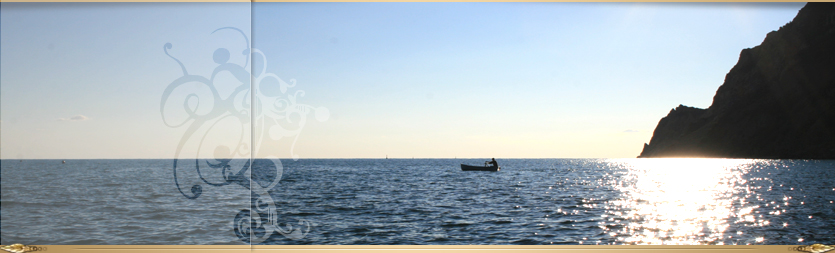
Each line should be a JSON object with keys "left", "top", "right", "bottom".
{"left": 2, "top": 159, "right": 834, "bottom": 244}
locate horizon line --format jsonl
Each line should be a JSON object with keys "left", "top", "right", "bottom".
{"left": 0, "top": 157, "right": 780, "bottom": 160}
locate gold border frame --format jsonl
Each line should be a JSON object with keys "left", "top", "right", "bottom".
{"left": 22, "top": 245, "right": 807, "bottom": 252}
{"left": 0, "top": 0, "right": 820, "bottom": 3}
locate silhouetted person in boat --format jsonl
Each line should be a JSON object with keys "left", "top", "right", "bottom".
{"left": 486, "top": 158, "right": 498, "bottom": 167}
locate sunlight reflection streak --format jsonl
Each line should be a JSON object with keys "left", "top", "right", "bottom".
{"left": 606, "top": 158, "right": 757, "bottom": 245}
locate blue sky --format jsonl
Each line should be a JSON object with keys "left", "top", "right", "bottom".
{"left": 0, "top": 2, "right": 805, "bottom": 159}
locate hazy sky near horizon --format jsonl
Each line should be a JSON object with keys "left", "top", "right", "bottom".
{"left": 1, "top": 2, "right": 805, "bottom": 159}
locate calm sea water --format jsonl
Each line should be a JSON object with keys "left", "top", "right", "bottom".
{"left": 1, "top": 158, "right": 833, "bottom": 245}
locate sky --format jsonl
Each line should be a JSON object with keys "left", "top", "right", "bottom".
{"left": 0, "top": 2, "right": 806, "bottom": 159}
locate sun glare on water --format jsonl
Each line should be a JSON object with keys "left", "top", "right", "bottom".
{"left": 605, "top": 158, "right": 757, "bottom": 245}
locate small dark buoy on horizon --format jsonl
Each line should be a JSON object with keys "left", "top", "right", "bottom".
{"left": 62, "top": 160, "right": 66, "bottom": 164}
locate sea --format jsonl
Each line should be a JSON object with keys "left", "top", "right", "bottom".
{"left": 1, "top": 158, "right": 833, "bottom": 245}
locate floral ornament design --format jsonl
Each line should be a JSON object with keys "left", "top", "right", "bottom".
{"left": 0, "top": 244, "right": 46, "bottom": 253}
{"left": 160, "top": 27, "right": 328, "bottom": 244}
{"left": 792, "top": 244, "right": 835, "bottom": 253}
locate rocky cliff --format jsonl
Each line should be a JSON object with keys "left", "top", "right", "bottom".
{"left": 639, "top": 3, "right": 835, "bottom": 159}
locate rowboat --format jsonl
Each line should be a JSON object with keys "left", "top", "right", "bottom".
{"left": 460, "top": 164, "right": 500, "bottom": 172}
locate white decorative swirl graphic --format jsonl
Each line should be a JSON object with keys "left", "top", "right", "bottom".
{"left": 161, "top": 27, "right": 325, "bottom": 243}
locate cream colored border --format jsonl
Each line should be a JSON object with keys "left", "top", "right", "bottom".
{"left": 0, "top": 1, "right": 821, "bottom": 253}
{"left": 28, "top": 245, "right": 808, "bottom": 253}
{"left": 252, "top": 0, "right": 813, "bottom": 2}
{"left": 0, "top": 0, "right": 817, "bottom": 2}
{"left": 0, "top": 0, "right": 251, "bottom": 2}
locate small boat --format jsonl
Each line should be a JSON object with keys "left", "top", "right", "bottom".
{"left": 460, "top": 164, "right": 500, "bottom": 172}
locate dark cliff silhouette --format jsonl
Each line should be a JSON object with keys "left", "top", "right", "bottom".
{"left": 639, "top": 3, "right": 835, "bottom": 159}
